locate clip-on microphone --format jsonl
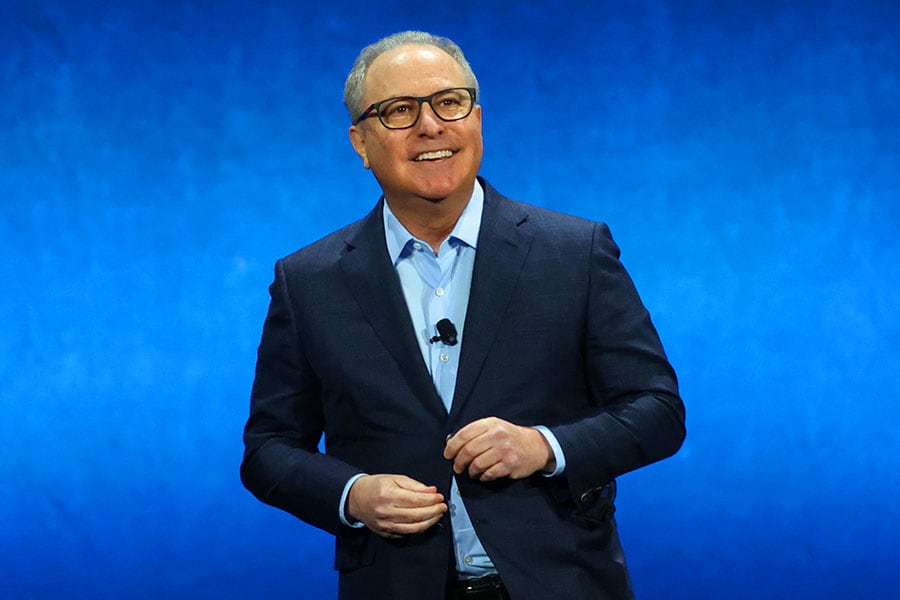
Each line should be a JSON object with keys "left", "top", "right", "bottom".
{"left": 429, "top": 318, "right": 458, "bottom": 346}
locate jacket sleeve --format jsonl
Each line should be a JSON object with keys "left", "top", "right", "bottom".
{"left": 240, "top": 258, "right": 363, "bottom": 535}
{"left": 550, "top": 222, "right": 686, "bottom": 504}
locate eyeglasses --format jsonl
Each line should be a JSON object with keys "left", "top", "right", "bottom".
{"left": 354, "top": 87, "right": 477, "bottom": 130}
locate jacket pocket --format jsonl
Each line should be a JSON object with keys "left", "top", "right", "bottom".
{"left": 334, "top": 528, "right": 375, "bottom": 572}
{"left": 542, "top": 476, "right": 618, "bottom": 529}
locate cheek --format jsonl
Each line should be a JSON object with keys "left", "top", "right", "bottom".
{"left": 366, "top": 143, "right": 414, "bottom": 187}
{"left": 370, "top": 138, "right": 405, "bottom": 167}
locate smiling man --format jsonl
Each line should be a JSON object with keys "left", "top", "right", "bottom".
{"left": 241, "top": 31, "right": 686, "bottom": 600}
{"left": 348, "top": 42, "right": 484, "bottom": 252}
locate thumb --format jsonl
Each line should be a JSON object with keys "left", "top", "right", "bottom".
{"left": 392, "top": 475, "right": 437, "bottom": 493}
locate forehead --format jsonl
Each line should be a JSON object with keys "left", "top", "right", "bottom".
{"left": 364, "top": 44, "right": 466, "bottom": 100}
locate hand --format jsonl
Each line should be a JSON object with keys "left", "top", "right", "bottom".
{"left": 443, "top": 417, "right": 555, "bottom": 481}
{"left": 347, "top": 474, "right": 447, "bottom": 539}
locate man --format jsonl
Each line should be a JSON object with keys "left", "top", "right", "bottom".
{"left": 241, "top": 30, "right": 685, "bottom": 600}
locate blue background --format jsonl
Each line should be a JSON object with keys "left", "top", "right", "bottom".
{"left": 2, "top": 1, "right": 898, "bottom": 598}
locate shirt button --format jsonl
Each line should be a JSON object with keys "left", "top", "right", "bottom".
{"left": 440, "top": 353, "right": 450, "bottom": 363}
{"left": 464, "top": 556, "right": 473, "bottom": 566}
{"left": 413, "top": 242, "right": 423, "bottom": 251}
{"left": 435, "top": 287, "right": 445, "bottom": 296}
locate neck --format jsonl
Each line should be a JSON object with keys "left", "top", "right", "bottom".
{"left": 386, "top": 184, "right": 474, "bottom": 254}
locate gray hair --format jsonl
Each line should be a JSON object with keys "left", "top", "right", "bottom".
{"left": 343, "top": 31, "right": 480, "bottom": 122}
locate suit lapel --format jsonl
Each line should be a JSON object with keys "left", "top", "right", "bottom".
{"left": 337, "top": 201, "right": 446, "bottom": 419}
{"left": 451, "top": 182, "right": 533, "bottom": 419}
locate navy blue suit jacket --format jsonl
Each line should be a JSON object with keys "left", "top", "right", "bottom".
{"left": 241, "top": 179, "right": 685, "bottom": 599}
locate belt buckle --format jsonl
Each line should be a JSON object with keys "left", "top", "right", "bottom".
{"left": 461, "top": 574, "right": 502, "bottom": 594}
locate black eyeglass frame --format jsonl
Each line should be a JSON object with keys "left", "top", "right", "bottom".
{"left": 353, "top": 87, "right": 477, "bottom": 129}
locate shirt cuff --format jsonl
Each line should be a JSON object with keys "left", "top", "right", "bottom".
{"left": 339, "top": 473, "right": 368, "bottom": 528}
{"left": 533, "top": 426, "right": 566, "bottom": 477}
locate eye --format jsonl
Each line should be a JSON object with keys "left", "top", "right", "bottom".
{"left": 436, "top": 92, "right": 464, "bottom": 107}
{"left": 381, "top": 98, "right": 416, "bottom": 118}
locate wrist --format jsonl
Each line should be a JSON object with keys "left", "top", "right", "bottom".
{"left": 341, "top": 474, "right": 368, "bottom": 527}
{"left": 532, "top": 425, "right": 566, "bottom": 477}
{"left": 541, "top": 435, "right": 556, "bottom": 473}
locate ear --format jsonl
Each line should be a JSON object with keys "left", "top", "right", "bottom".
{"left": 348, "top": 125, "right": 370, "bottom": 169}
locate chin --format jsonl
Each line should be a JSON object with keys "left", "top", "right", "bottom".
{"left": 420, "top": 194, "right": 450, "bottom": 204}
{"left": 416, "top": 178, "right": 471, "bottom": 202}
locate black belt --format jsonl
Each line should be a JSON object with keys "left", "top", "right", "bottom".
{"left": 446, "top": 574, "right": 510, "bottom": 600}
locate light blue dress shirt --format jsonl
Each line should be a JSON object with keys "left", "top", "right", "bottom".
{"left": 339, "top": 181, "right": 566, "bottom": 578}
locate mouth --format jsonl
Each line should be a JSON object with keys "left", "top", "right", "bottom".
{"left": 414, "top": 149, "right": 455, "bottom": 161}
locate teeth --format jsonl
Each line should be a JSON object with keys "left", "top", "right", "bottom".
{"left": 415, "top": 150, "right": 453, "bottom": 161}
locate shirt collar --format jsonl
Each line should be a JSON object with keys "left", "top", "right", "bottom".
{"left": 383, "top": 181, "right": 484, "bottom": 265}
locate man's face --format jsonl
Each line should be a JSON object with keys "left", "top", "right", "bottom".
{"left": 348, "top": 44, "right": 483, "bottom": 207}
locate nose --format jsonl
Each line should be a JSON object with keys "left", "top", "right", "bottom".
{"left": 415, "top": 101, "right": 444, "bottom": 134}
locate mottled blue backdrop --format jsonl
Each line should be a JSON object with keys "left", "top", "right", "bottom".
{"left": 2, "top": 1, "right": 898, "bottom": 598}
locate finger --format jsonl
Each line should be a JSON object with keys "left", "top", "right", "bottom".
{"left": 396, "top": 492, "right": 444, "bottom": 506}
{"left": 385, "top": 501, "right": 448, "bottom": 525}
{"left": 477, "top": 461, "right": 512, "bottom": 482}
{"left": 377, "top": 510, "right": 446, "bottom": 538}
{"left": 451, "top": 429, "right": 502, "bottom": 474}
{"left": 371, "top": 496, "right": 447, "bottom": 533}
{"left": 477, "top": 428, "right": 549, "bottom": 480}
{"left": 392, "top": 476, "right": 438, "bottom": 493}
{"left": 466, "top": 447, "right": 507, "bottom": 480}
{"left": 389, "top": 488, "right": 445, "bottom": 509}
{"left": 373, "top": 502, "right": 447, "bottom": 538}
{"left": 386, "top": 476, "right": 445, "bottom": 508}
{"left": 462, "top": 427, "right": 534, "bottom": 479}
{"left": 444, "top": 418, "right": 494, "bottom": 459}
